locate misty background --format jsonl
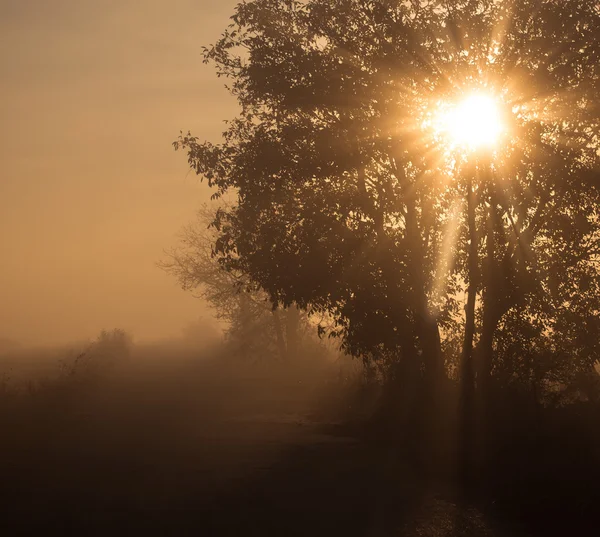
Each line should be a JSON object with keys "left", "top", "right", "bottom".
{"left": 0, "top": 0, "right": 237, "bottom": 347}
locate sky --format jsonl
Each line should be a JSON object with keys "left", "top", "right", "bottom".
{"left": 0, "top": 0, "right": 238, "bottom": 346}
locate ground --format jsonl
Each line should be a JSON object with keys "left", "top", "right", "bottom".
{"left": 2, "top": 348, "right": 533, "bottom": 536}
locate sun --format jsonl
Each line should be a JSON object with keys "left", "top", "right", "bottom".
{"left": 437, "top": 94, "right": 504, "bottom": 151}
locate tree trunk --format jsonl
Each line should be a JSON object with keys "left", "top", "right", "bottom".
{"left": 389, "top": 153, "right": 443, "bottom": 381}
{"left": 404, "top": 190, "right": 444, "bottom": 382}
{"left": 479, "top": 201, "right": 497, "bottom": 395}
{"left": 403, "top": 184, "right": 446, "bottom": 468}
{"left": 460, "top": 173, "right": 478, "bottom": 486}
{"left": 478, "top": 182, "right": 508, "bottom": 466}
{"left": 479, "top": 171, "right": 504, "bottom": 391}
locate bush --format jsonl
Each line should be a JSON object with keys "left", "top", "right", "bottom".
{"left": 60, "top": 329, "right": 132, "bottom": 381}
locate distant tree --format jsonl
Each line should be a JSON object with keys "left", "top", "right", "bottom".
{"left": 175, "top": 0, "right": 600, "bottom": 413}
{"left": 161, "top": 204, "right": 307, "bottom": 361}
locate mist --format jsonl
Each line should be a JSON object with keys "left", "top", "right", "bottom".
{"left": 2, "top": 2, "right": 600, "bottom": 536}
{"left": 0, "top": 0, "right": 236, "bottom": 346}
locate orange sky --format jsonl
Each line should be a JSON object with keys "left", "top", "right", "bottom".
{"left": 0, "top": 0, "right": 237, "bottom": 346}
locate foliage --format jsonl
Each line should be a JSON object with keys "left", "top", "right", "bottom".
{"left": 175, "top": 0, "right": 600, "bottom": 399}
{"left": 0, "top": 329, "right": 133, "bottom": 412}
{"left": 58, "top": 328, "right": 133, "bottom": 384}
{"left": 161, "top": 205, "right": 311, "bottom": 360}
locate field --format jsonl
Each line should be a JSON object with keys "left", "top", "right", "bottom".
{"left": 0, "top": 340, "right": 590, "bottom": 536}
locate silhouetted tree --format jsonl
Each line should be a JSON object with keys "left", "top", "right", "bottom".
{"left": 161, "top": 204, "right": 306, "bottom": 361}
{"left": 175, "top": 0, "right": 600, "bottom": 436}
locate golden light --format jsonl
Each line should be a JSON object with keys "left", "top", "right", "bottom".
{"left": 437, "top": 93, "right": 504, "bottom": 151}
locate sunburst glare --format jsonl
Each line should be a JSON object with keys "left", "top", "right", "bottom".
{"left": 436, "top": 93, "right": 505, "bottom": 152}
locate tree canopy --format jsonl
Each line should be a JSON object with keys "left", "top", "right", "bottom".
{"left": 176, "top": 0, "right": 600, "bottom": 395}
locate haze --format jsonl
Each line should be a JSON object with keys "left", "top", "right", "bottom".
{"left": 0, "top": 0, "right": 237, "bottom": 346}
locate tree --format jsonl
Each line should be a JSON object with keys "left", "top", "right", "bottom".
{"left": 175, "top": 0, "right": 600, "bottom": 411}
{"left": 161, "top": 204, "right": 307, "bottom": 361}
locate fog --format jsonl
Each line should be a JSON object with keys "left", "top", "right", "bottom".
{"left": 1, "top": 333, "right": 366, "bottom": 535}
{"left": 2, "top": 3, "right": 600, "bottom": 536}
{"left": 0, "top": 0, "right": 237, "bottom": 346}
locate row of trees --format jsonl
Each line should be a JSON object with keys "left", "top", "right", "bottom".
{"left": 173, "top": 0, "right": 600, "bottom": 409}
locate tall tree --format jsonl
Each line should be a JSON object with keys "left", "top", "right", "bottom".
{"left": 175, "top": 0, "right": 600, "bottom": 404}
